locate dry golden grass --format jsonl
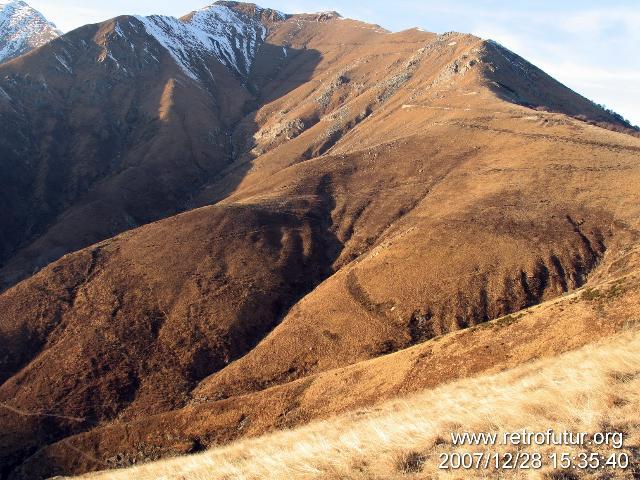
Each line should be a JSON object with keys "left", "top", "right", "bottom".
{"left": 73, "top": 327, "right": 640, "bottom": 480}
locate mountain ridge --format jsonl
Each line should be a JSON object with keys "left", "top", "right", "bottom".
{"left": 0, "top": 9, "right": 634, "bottom": 292}
{"left": 134, "top": 2, "right": 288, "bottom": 80}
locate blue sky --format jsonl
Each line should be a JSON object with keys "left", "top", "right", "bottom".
{"left": 30, "top": 0, "right": 640, "bottom": 125}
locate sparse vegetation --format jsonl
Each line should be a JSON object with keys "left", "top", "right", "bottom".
{"left": 396, "top": 451, "right": 426, "bottom": 474}
{"left": 581, "top": 283, "right": 627, "bottom": 301}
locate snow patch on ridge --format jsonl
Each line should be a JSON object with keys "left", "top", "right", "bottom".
{"left": 54, "top": 52, "right": 72, "bottom": 72}
{"left": 135, "top": 4, "right": 276, "bottom": 81}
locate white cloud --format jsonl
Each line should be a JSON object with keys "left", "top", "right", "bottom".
{"left": 561, "top": 8, "right": 640, "bottom": 37}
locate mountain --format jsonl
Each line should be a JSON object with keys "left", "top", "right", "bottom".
{"left": 0, "top": 1, "right": 295, "bottom": 290}
{"left": 1, "top": 2, "right": 640, "bottom": 479}
{"left": 0, "top": 2, "right": 634, "bottom": 292}
{"left": 0, "top": 0, "right": 60, "bottom": 63}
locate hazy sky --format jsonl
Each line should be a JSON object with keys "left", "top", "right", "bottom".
{"left": 29, "top": 0, "right": 640, "bottom": 125}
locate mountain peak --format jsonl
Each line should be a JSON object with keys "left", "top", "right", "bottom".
{"left": 190, "top": 1, "right": 289, "bottom": 25}
{"left": 136, "top": 1, "right": 288, "bottom": 81}
{"left": 0, "top": 0, "right": 60, "bottom": 63}
{"left": 308, "top": 10, "right": 342, "bottom": 20}
{"left": 202, "top": 1, "right": 289, "bottom": 22}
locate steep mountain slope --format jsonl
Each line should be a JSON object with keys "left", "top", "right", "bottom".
{"left": 0, "top": 0, "right": 60, "bottom": 63}
{"left": 1, "top": 2, "right": 640, "bottom": 479}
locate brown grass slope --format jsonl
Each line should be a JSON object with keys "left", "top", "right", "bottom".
{"left": 69, "top": 323, "right": 640, "bottom": 480}
{"left": 1, "top": 6, "right": 640, "bottom": 479}
{"left": 193, "top": 32, "right": 640, "bottom": 400}
{"left": 17, "top": 259, "right": 640, "bottom": 479}
{"left": 0, "top": 12, "right": 633, "bottom": 287}
{"left": 0, "top": 200, "right": 340, "bottom": 474}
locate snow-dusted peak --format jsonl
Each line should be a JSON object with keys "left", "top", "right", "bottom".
{"left": 299, "top": 10, "right": 342, "bottom": 22}
{"left": 195, "top": 1, "right": 288, "bottom": 23}
{"left": 0, "top": 0, "right": 61, "bottom": 63}
{"left": 135, "top": 2, "right": 288, "bottom": 81}
{"left": 311, "top": 11, "right": 342, "bottom": 18}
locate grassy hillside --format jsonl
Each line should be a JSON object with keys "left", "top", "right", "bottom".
{"left": 66, "top": 266, "right": 640, "bottom": 480}
{"left": 71, "top": 325, "right": 640, "bottom": 479}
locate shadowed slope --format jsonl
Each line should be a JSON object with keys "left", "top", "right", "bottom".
{"left": 0, "top": 6, "right": 319, "bottom": 291}
{"left": 0, "top": 17, "right": 246, "bottom": 288}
